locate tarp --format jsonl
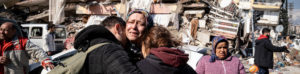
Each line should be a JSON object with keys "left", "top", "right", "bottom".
{"left": 151, "top": 14, "right": 171, "bottom": 27}
{"left": 85, "top": 15, "right": 107, "bottom": 27}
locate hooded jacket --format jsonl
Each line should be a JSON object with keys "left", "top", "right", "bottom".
{"left": 137, "top": 47, "right": 196, "bottom": 74}
{"left": 196, "top": 36, "right": 245, "bottom": 74}
{"left": 74, "top": 25, "right": 141, "bottom": 74}
{"left": 254, "top": 35, "right": 288, "bottom": 68}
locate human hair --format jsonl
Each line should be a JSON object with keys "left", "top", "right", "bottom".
{"left": 101, "top": 16, "right": 126, "bottom": 29}
{"left": 262, "top": 28, "right": 270, "bottom": 34}
{"left": 0, "top": 18, "right": 23, "bottom": 37}
{"left": 141, "top": 26, "right": 181, "bottom": 58}
{"left": 47, "top": 25, "right": 55, "bottom": 30}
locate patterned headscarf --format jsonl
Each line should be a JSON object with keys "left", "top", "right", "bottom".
{"left": 126, "top": 9, "right": 153, "bottom": 30}
{"left": 210, "top": 36, "right": 229, "bottom": 62}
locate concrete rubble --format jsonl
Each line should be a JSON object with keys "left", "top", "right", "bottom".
{"left": 1, "top": 0, "right": 299, "bottom": 73}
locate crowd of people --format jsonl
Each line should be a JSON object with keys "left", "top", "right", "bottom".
{"left": 0, "top": 9, "right": 290, "bottom": 74}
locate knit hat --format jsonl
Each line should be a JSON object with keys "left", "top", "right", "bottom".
{"left": 126, "top": 9, "right": 153, "bottom": 30}
{"left": 209, "top": 36, "right": 229, "bottom": 62}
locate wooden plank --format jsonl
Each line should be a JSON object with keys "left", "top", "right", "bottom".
{"left": 16, "top": 0, "right": 48, "bottom": 6}
{"left": 26, "top": 10, "right": 49, "bottom": 21}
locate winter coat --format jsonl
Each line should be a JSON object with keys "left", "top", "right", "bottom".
{"left": 0, "top": 36, "right": 50, "bottom": 74}
{"left": 196, "top": 56, "right": 245, "bottom": 74}
{"left": 43, "top": 31, "right": 56, "bottom": 52}
{"left": 137, "top": 47, "right": 196, "bottom": 74}
{"left": 74, "top": 25, "right": 142, "bottom": 74}
{"left": 254, "top": 35, "right": 288, "bottom": 68}
{"left": 196, "top": 36, "right": 245, "bottom": 74}
{"left": 125, "top": 43, "right": 143, "bottom": 64}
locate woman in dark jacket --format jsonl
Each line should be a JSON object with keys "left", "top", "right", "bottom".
{"left": 137, "top": 26, "right": 196, "bottom": 74}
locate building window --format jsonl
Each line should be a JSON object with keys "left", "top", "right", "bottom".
{"left": 22, "top": 27, "right": 29, "bottom": 37}
{"left": 31, "top": 27, "right": 43, "bottom": 38}
{"left": 55, "top": 27, "right": 66, "bottom": 39}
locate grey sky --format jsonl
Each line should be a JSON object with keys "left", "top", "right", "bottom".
{"left": 290, "top": 0, "right": 300, "bottom": 25}
{"left": 289, "top": 0, "right": 299, "bottom": 9}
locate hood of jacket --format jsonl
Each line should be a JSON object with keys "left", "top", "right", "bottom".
{"left": 150, "top": 47, "right": 189, "bottom": 67}
{"left": 255, "top": 35, "right": 269, "bottom": 45}
{"left": 257, "top": 35, "right": 268, "bottom": 40}
{"left": 74, "top": 25, "right": 120, "bottom": 51}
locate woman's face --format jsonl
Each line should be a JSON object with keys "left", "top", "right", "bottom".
{"left": 125, "top": 13, "right": 146, "bottom": 43}
{"left": 215, "top": 42, "right": 228, "bottom": 60}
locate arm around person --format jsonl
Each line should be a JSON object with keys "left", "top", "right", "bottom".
{"left": 91, "top": 43, "right": 142, "bottom": 74}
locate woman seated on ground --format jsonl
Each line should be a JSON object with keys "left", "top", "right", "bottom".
{"left": 196, "top": 36, "right": 245, "bottom": 74}
{"left": 137, "top": 26, "right": 196, "bottom": 74}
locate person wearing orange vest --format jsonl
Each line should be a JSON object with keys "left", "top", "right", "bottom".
{"left": 0, "top": 19, "right": 54, "bottom": 74}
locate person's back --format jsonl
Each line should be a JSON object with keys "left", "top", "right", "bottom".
{"left": 138, "top": 26, "right": 196, "bottom": 74}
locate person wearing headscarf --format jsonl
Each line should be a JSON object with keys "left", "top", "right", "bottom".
{"left": 196, "top": 36, "right": 245, "bottom": 74}
{"left": 125, "top": 9, "right": 154, "bottom": 63}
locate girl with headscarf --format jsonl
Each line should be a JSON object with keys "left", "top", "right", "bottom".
{"left": 196, "top": 36, "right": 245, "bottom": 74}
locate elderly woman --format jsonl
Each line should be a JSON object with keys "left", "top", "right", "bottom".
{"left": 137, "top": 26, "right": 196, "bottom": 74}
{"left": 196, "top": 36, "right": 245, "bottom": 74}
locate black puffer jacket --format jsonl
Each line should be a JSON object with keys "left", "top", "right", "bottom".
{"left": 74, "top": 25, "right": 142, "bottom": 74}
{"left": 254, "top": 35, "right": 289, "bottom": 68}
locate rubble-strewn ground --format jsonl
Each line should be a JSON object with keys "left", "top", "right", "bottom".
{"left": 269, "top": 65, "right": 300, "bottom": 74}
{"left": 241, "top": 57, "right": 300, "bottom": 74}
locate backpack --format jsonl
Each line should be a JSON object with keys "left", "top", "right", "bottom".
{"left": 48, "top": 42, "right": 110, "bottom": 74}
